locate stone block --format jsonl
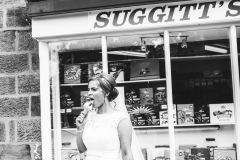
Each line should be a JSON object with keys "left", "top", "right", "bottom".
{"left": 0, "top": 97, "right": 28, "bottom": 117}
{"left": 0, "top": 31, "right": 15, "bottom": 52}
{"left": 1, "top": 0, "right": 25, "bottom": 6}
{"left": 0, "top": 144, "right": 31, "bottom": 160}
{"left": 31, "top": 96, "right": 40, "bottom": 117}
{"left": 18, "top": 30, "right": 34, "bottom": 51}
{"left": 33, "top": 39, "right": 39, "bottom": 53}
{"left": 0, "top": 121, "right": 6, "bottom": 142}
{"left": 0, "top": 77, "right": 15, "bottom": 95}
{"left": 9, "top": 120, "right": 15, "bottom": 142}
{"left": 7, "top": 7, "right": 29, "bottom": 27}
{"left": 0, "top": 53, "right": 28, "bottom": 73}
{"left": 17, "top": 119, "right": 41, "bottom": 142}
{"left": 18, "top": 75, "right": 40, "bottom": 93}
{"left": 34, "top": 143, "right": 42, "bottom": 160}
{"left": 0, "top": 11, "right": 3, "bottom": 28}
{"left": 32, "top": 53, "right": 39, "bottom": 70}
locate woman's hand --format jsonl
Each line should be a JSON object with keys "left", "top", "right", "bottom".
{"left": 75, "top": 101, "right": 93, "bottom": 131}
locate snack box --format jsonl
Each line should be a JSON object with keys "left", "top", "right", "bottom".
{"left": 109, "top": 62, "right": 124, "bottom": 81}
{"left": 191, "top": 148, "right": 210, "bottom": 160}
{"left": 152, "top": 147, "right": 169, "bottom": 160}
{"left": 61, "top": 149, "right": 82, "bottom": 160}
{"left": 64, "top": 65, "right": 81, "bottom": 84}
{"left": 194, "top": 105, "right": 210, "bottom": 124}
{"left": 213, "top": 148, "right": 236, "bottom": 160}
{"left": 177, "top": 104, "right": 195, "bottom": 125}
{"left": 139, "top": 88, "right": 154, "bottom": 105}
{"left": 179, "top": 144, "right": 197, "bottom": 159}
{"left": 130, "top": 59, "right": 160, "bottom": 80}
{"left": 153, "top": 87, "right": 167, "bottom": 105}
{"left": 80, "top": 91, "right": 88, "bottom": 107}
{"left": 159, "top": 104, "right": 177, "bottom": 126}
{"left": 164, "top": 150, "right": 184, "bottom": 160}
{"left": 125, "top": 88, "right": 140, "bottom": 105}
{"left": 128, "top": 104, "right": 160, "bottom": 126}
{"left": 209, "top": 103, "right": 235, "bottom": 124}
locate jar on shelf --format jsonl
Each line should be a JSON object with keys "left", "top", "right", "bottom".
{"left": 204, "top": 138, "right": 218, "bottom": 160}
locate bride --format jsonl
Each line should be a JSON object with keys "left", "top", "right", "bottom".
{"left": 76, "top": 73, "right": 144, "bottom": 160}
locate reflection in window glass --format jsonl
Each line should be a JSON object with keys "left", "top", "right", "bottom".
{"left": 108, "top": 34, "right": 168, "bottom": 160}
{"left": 170, "top": 28, "right": 236, "bottom": 156}
{"left": 169, "top": 29, "right": 230, "bottom": 57}
{"left": 107, "top": 34, "right": 165, "bottom": 61}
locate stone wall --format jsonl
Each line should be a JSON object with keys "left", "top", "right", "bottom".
{"left": 0, "top": 0, "right": 41, "bottom": 160}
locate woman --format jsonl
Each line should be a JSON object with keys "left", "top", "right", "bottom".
{"left": 76, "top": 73, "right": 143, "bottom": 160}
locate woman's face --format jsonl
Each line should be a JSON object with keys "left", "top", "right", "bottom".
{"left": 88, "top": 80, "right": 106, "bottom": 108}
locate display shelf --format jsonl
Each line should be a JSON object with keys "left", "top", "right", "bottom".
{"left": 133, "top": 123, "right": 234, "bottom": 129}
{"left": 61, "top": 148, "right": 78, "bottom": 150}
{"left": 61, "top": 128, "right": 77, "bottom": 131}
{"left": 60, "top": 78, "right": 166, "bottom": 86}
{"left": 61, "top": 123, "right": 234, "bottom": 131}
{"left": 116, "top": 78, "right": 166, "bottom": 84}
{"left": 170, "top": 54, "right": 230, "bottom": 61}
{"left": 60, "top": 83, "right": 88, "bottom": 86}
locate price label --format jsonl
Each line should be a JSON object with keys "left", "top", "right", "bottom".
{"left": 66, "top": 109, "right": 72, "bottom": 113}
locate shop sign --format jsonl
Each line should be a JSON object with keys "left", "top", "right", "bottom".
{"left": 88, "top": 0, "right": 240, "bottom": 30}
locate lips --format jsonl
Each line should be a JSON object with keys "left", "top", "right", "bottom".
{"left": 86, "top": 97, "right": 94, "bottom": 102}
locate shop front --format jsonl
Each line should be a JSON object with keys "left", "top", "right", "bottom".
{"left": 28, "top": 0, "right": 240, "bottom": 159}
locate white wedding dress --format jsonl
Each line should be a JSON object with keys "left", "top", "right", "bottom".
{"left": 82, "top": 111, "right": 128, "bottom": 160}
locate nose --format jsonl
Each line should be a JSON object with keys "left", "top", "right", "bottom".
{"left": 88, "top": 90, "right": 93, "bottom": 96}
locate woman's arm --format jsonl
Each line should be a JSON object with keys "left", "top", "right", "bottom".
{"left": 76, "top": 131, "right": 87, "bottom": 153}
{"left": 118, "top": 119, "right": 134, "bottom": 160}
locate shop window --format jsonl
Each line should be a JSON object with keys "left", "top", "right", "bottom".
{"left": 47, "top": 29, "right": 238, "bottom": 160}
{"left": 170, "top": 28, "right": 236, "bottom": 159}
{"left": 49, "top": 38, "right": 102, "bottom": 160}
{"left": 107, "top": 34, "right": 169, "bottom": 160}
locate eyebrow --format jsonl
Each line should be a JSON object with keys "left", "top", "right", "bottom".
{"left": 88, "top": 86, "right": 99, "bottom": 90}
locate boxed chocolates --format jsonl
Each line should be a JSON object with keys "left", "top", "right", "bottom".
{"left": 140, "top": 88, "right": 154, "bottom": 105}
{"left": 159, "top": 104, "right": 177, "bottom": 126}
{"left": 177, "top": 104, "right": 195, "bottom": 125}
{"left": 109, "top": 62, "right": 124, "bottom": 81}
{"left": 191, "top": 148, "right": 210, "bottom": 160}
{"left": 209, "top": 103, "right": 235, "bottom": 124}
{"left": 61, "top": 149, "right": 82, "bottom": 160}
{"left": 213, "top": 148, "right": 236, "bottom": 160}
{"left": 153, "top": 87, "right": 167, "bottom": 105}
{"left": 88, "top": 62, "right": 103, "bottom": 78}
{"left": 152, "top": 146, "right": 169, "bottom": 160}
{"left": 194, "top": 105, "right": 210, "bottom": 124}
{"left": 164, "top": 150, "right": 184, "bottom": 160}
{"left": 80, "top": 91, "right": 88, "bottom": 107}
{"left": 130, "top": 59, "right": 160, "bottom": 80}
{"left": 125, "top": 88, "right": 140, "bottom": 105}
{"left": 127, "top": 104, "right": 160, "bottom": 126}
{"left": 179, "top": 144, "right": 197, "bottom": 159}
{"left": 64, "top": 65, "right": 81, "bottom": 84}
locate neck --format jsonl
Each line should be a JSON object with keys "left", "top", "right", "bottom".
{"left": 97, "top": 100, "right": 115, "bottom": 114}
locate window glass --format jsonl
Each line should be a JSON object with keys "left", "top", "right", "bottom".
{"left": 107, "top": 34, "right": 168, "bottom": 160}
{"left": 49, "top": 38, "right": 102, "bottom": 160}
{"left": 170, "top": 28, "right": 236, "bottom": 160}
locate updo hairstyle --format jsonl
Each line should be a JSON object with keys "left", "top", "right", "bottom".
{"left": 89, "top": 73, "right": 119, "bottom": 101}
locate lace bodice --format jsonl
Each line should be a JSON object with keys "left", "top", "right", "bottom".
{"left": 82, "top": 111, "right": 128, "bottom": 160}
